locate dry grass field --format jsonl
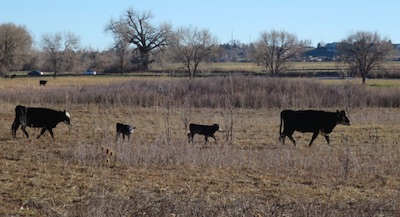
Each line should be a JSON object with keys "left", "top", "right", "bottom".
{"left": 1, "top": 76, "right": 400, "bottom": 216}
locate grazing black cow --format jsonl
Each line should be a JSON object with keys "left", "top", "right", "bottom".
{"left": 39, "top": 80, "right": 47, "bottom": 86}
{"left": 279, "top": 110, "right": 350, "bottom": 147}
{"left": 11, "top": 105, "right": 71, "bottom": 139}
{"left": 116, "top": 122, "right": 135, "bottom": 141}
{"left": 188, "top": 123, "right": 220, "bottom": 143}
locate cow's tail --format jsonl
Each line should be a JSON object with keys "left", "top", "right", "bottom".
{"left": 11, "top": 105, "right": 24, "bottom": 138}
{"left": 279, "top": 111, "right": 284, "bottom": 141}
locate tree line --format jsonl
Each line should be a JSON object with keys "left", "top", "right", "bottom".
{"left": 0, "top": 7, "right": 397, "bottom": 84}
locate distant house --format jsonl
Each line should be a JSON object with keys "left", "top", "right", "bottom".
{"left": 302, "top": 42, "right": 338, "bottom": 61}
{"left": 325, "top": 42, "right": 338, "bottom": 53}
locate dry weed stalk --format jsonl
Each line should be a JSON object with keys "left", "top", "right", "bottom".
{"left": 101, "top": 146, "right": 116, "bottom": 167}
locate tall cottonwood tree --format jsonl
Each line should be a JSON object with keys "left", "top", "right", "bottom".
{"left": 105, "top": 8, "right": 171, "bottom": 71}
{"left": 338, "top": 31, "right": 394, "bottom": 85}
{"left": 41, "top": 31, "right": 80, "bottom": 76}
{"left": 171, "top": 26, "right": 217, "bottom": 79}
{"left": 0, "top": 23, "right": 32, "bottom": 74}
{"left": 252, "top": 30, "right": 305, "bottom": 76}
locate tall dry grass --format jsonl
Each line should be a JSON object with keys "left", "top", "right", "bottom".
{"left": 19, "top": 107, "right": 400, "bottom": 215}
{"left": 3, "top": 104, "right": 398, "bottom": 216}
{"left": 1, "top": 76, "right": 399, "bottom": 109}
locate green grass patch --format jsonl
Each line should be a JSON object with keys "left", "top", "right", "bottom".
{"left": 366, "top": 79, "right": 400, "bottom": 88}
{"left": 368, "top": 83, "right": 395, "bottom": 88}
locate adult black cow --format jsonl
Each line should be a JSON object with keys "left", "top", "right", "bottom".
{"left": 188, "top": 123, "right": 221, "bottom": 143}
{"left": 11, "top": 105, "right": 71, "bottom": 139}
{"left": 279, "top": 110, "right": 350, "bottom": 147}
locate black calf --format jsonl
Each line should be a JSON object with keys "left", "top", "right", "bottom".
{"left": 188, "top": 123, "right": 220, "bottom": 143}
{"left": 39, "top": 80, "right": 47, "bottom": 86}
{"left": 116, "top": 122, "right": 135, "bottom": 141}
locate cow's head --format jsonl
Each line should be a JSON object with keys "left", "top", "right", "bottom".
{"left": 128, "top": 126, "right": 136, "bottom": 134}
{"left": 213, "top": 124, "right": 224, "bottom": 132}
{"left": 64, "top": 111, "right": 71, "bottom": 125}
{"left": 337, "top": 110, "right": 350, "bottom": 125}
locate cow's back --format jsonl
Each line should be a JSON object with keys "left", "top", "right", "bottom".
{"left": 189, "top": 124, "right": 218, "bottom": 135}
{"left": 26, "top": 108, "right": 61, "bottom": 128}
{"left": 189, "top": 124, "right": 200, "bottom": 133}
{"left": 282, "top": 110, "right": 334, "bottom": 132}
{"left": 117, "top": 122, "right": 133, "bottom": 134}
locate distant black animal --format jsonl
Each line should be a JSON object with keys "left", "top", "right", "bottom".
{"left": 10, "top": 74, "right": 16, "bottom": 79}
{"left": 279, "top": 110, "right": 350, "bottom": 147}
{"left": 11, "top": 105, "right": 71, "bottom": 139}
{"left": 188, "top": 123, "right": 220, "bottom": 143}
{"left": 116, "top": 122, "right": 135, "bottom": 141}
{"left": 39, "top": 80, "right": 47, "bottom": 86}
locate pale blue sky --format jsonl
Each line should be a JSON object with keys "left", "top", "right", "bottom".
{"left": 1, "top": 0, "right": 399, "bottom": 51}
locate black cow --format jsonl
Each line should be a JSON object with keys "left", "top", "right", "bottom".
{"left": 188, "top": 123, "right": 220, "bottom": 143}
{"left": 11, "top": 105, "right": 71, "bottom": 139}
{"left": 39, "top": 80, "right": 47, "bottom": 86}
{"left": 116, "top": 122, "right": 135, "bottom": 141}
{"left": 279, "top": 110, "right": 350, "bottom": 147}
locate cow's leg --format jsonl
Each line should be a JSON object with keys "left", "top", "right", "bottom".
{"left": 287, "top": 134, "right": 296, "bottom": 146}
{"left": 11, "top": 121, "right": 20, "bottom": 138}
{"left": 324, "top": 135, "right": 330, "bottom": 145}
{"left": 283, "top": 129, "right": 296, "bottom": 146}
{"left": 122, "top": 133, "right": 126, "bottom": 141}
{"left": 309, "top": 132, "right": 319, "bottom": 147}
{"left": 37, "top": 128, "right": 47, "bottom": 139}
{"left": 21, "top": 125, "right": 29, "bottom": 138}
{"left": 210, "top": 135, "right": 217, "bottom": 142}
{"left": 279, "top": 133, "right": 286, "bottom": 145}
{"left": 48, "top": 129, "right": 54, "bottom": 139}
{"left": 204, "top": 136, "right": 208, "bottom": 144}
{"left": 188, "top": 133, "right": 194, "bottom": 143}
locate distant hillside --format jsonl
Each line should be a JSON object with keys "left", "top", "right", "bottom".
{"left": 303, "top": 47, "right": 337, "bottom": 59}
{"left": 304, "top": 43, "right": 400, "bottom": 61}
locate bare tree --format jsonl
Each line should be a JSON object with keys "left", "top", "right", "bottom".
{"left": 105, "top": 8, "right": 172, "bottom": 71}
{"left": 0, "top": 23, "right": 32, "bottom": 75}
{"left": 105, "top": 20, "right": 131, "bottom": 74}
{"left": 251, "top": 30, "right": 306, "bottom": 76}
{"left": 171, "top": 26, "right": 217, "bottom": 79}
{"left": 337, "top": 31, "right": 394, "bottom": 85}
{"left": 77, "top": 47, "right": 102, "bottom": 72}
{"left": 41, "top": 32, "right": 80, "bottom": 76}
{"left": 106, "top": 22, "right": 131, "bottom": 75}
